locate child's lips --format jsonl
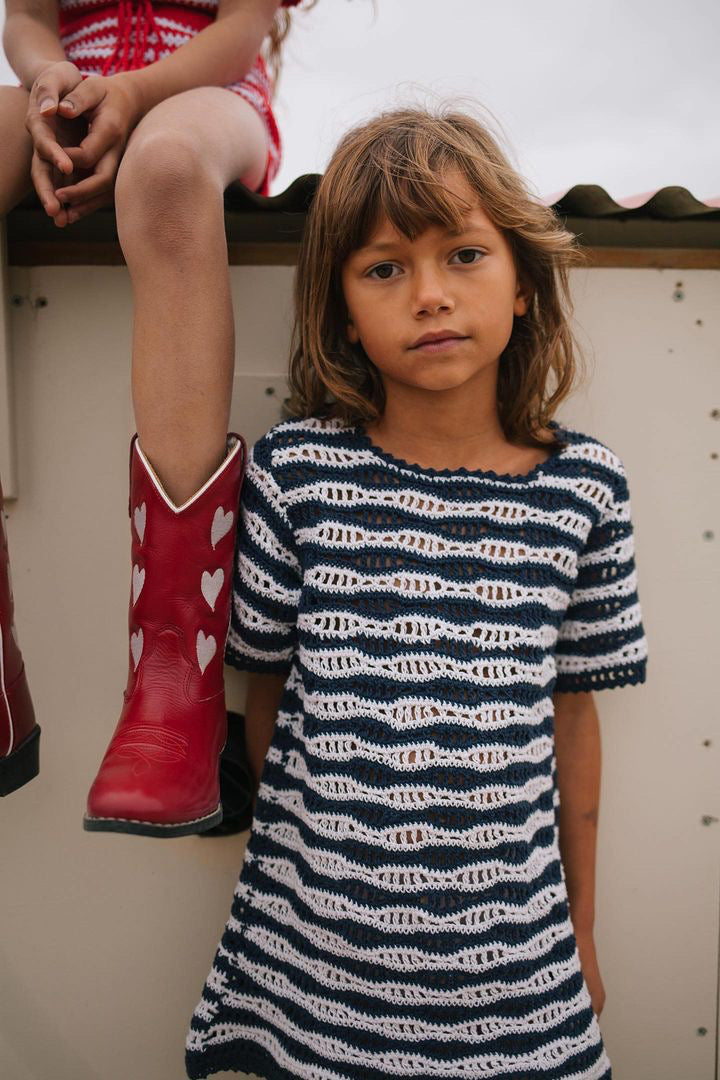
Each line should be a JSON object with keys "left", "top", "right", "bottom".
{"left": 412, "top": 336, "right": 469, "bottom": 353}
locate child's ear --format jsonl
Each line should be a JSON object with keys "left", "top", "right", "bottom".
{"left": 514, "top": 279, "right": 533, "bottom": 317}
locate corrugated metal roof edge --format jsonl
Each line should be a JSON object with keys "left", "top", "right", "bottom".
{"left": 544, "top": 185, "right": 720, "bottom": 219}
{"left": 220, "top": 176, "right": 720, "bottom": 220}
{"left": 13, "top": 177, "right": 719, "bottom": 220}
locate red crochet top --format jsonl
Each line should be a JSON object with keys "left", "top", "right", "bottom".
{"left": 56, "top": 0, "right": 303, "bottom": 77}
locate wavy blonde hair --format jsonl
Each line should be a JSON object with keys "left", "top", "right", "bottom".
{"left": 286, "top": 102, "right": 591, "bottom": 453}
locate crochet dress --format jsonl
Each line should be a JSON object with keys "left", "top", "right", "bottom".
{"left": 55, "top": 0, "right": 303, "bottom": 195}
{"left": 186, "top": 415, "right": 649, "bottom": 1080}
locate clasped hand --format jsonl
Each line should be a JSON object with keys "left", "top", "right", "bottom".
{"left": 25, "top": 61, "right": 144, "bottom": 227}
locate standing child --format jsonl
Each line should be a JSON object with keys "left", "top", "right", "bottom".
{"left": 186, "top": 104, "right": 650, "bottom": 1079}
{"left": 0, "top": 0, "right": 310, "bottom": 827}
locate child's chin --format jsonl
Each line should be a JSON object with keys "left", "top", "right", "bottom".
{"left": 409, "top": 365, "right": 484, "bottom": 393}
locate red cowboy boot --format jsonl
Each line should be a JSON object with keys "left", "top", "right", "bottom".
{"left": 0, "top": 474, "right": 40, "bottom": 796}
{"left": 84, "top": 433, "right": 245, "bottom": 836}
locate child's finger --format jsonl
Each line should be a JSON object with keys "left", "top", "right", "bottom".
{"left": 54, "top": 81, "right": 110, "bottom": 168}
{"left": 26, "top": 92, "right": 79, "bottom": 174}
{"left": 29, "top": 60, "right": 84, "bottom": 120}
{"left": 64, "top": 194, "right": 110, "bottom": 224}
{"left": 62, "top": 146, "right": 87, "bottom": 167}
{"left": 66, "top": 110, "right": 129, "bottom": 172}
{"left": 53, "top": 191, "right": 109, "bottom": 227}
{"left": 30, "top": 149, "right": 62, "bottom": 216}
{"left": 52, "top": 206, "right": 70, "bottom": 228}
{"left": 29, "top": 72, "right": 62, "bottom": 118}
{"left": 55, "top": 167, "right": 109, "bottom": 205}
{"left": 55, "top": 146, "right": 121, "bottom": 206}
{"left": 26, "top": 119, "right": 76, "bottom": 175}
{"left": 55, "top": 75, "right": 106, "bottom": 122}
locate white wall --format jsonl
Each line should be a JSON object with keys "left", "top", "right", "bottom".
{"left": 0, "top": 262, "right": 718, "bottom": 1079}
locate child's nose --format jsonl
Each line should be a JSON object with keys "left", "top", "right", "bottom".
{"left": 410, "top": 268, "right": 454, "bottom": 315}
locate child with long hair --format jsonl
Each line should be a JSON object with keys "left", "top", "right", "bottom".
{"left": 186, "top": 103, "right": 648, "bottom": 1078}
{"left": 0, "top": 0, "right": 313, "bottom": 830}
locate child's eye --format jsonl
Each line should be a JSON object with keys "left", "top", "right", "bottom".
{"left": 367, "top": 262, "right": 397, "bottom": 280}
{"left": 452, "top": 248, "right": 485, "bottom": 264}
{"left": 366, "top": 249, "right": 485, "bottom": 279}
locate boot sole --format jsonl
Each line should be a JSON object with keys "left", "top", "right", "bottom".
{"left": 0, "top": 725, "right": 41, "bottom": 796}
{"left": 82, "top": 803, "right": 223, "bottom": 838}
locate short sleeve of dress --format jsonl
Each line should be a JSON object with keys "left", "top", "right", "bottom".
{"left": 554, "top": 458, "right": 648, "bottom": 693}
{"left": 225, "top": 433, "right": 302, "bottom": 673}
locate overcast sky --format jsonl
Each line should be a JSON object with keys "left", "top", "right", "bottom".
{"left": 2, "top": 0, "right": 718, "bottom": 202}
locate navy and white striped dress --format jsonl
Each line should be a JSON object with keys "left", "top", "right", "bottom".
{"left": 186, "top": 415, "right": 648, "bottom": 1080}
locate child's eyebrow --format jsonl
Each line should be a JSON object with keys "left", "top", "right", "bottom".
{"left": 357, "top": 226, "right": 495, "bottom": 256}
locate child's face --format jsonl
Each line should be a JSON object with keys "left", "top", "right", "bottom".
{"left": 341, "top": 169, "right": 529, "bottom": 399}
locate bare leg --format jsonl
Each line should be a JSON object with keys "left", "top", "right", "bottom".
{"left": 119, "top": 162, "right": 235, "bottom": 504}
{"left": 0, "top": 86, "right": 35, "bottom": 218}
{"left": 114, "top": 87, "right": 270, "bottom": 505}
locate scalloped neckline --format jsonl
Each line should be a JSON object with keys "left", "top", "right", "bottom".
{"left": 353, "top": 419, "right": 571, "bottom": 482}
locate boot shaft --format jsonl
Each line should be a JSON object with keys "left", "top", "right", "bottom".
{"left": 0, "top": 475, "right": 24, "bottom": 688}
{"left": 0, "top": 473, "right": 37, "bottom": 762}
{"left": 125, "top": 435, "right": 246, "bottom": 700}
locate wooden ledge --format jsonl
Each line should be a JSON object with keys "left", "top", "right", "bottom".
{"left": 5, "top": 188, "right": 720, "bottom": 268}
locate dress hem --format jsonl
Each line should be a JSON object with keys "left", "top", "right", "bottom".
{"left": 186, "top": 1039, "right": 612, "bottom": 1080}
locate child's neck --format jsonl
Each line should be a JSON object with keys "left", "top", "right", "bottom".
{"left": 364, "top": 395, "right": 552, "bottom": 475}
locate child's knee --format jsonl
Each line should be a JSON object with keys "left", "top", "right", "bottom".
{"left": 115, "top": 130, "right": 220, "bottom": 252}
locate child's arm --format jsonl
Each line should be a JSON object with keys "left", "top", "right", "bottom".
{"left": 225, "top": 433, "right": 302, "bottom": 816}
{"left": 553, "top": 689, "right": 601, "bottom": 935}
{"left": 553, "top": 688, "right": 607, "bottom": 1016}
{"left": 3, "top": 0, "right": 66, "bottom": 89}
{"left": 245, "top": 671, "right": 286, "bottom": 813}
{"left": 62, "top": 0, "right": 283, "bottom": 121}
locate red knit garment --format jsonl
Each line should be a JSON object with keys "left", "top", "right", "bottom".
{"left": 56, "top": 0, "right": 303, "bottom": 195}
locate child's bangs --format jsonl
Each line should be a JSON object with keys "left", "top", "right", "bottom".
{"left": 345, "top": 143, "right": 480, "bottom": 260}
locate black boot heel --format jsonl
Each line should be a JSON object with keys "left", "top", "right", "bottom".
{"left": 200, "top": 712, "right": 254, "bottom": 836}
{"left": 0, "top": 725, "right": 41, "bottom": 796}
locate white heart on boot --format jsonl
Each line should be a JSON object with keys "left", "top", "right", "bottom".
{"left": 134, "top": 503, "right": 147, "bottom": 544}
{"left": 130, "top": 628, "right": 144, "bottom": 670}
{"left": 201, "top": 568, "right": 224, "bottom": 611}
{"left": 196, "top": 630, "right": 217, "bottom": 674}
{"left": 132, "top": 564, "right": 145, "bottom": 605}
{"left": 211, "top": 506, "right": 233, "bottom": 549}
